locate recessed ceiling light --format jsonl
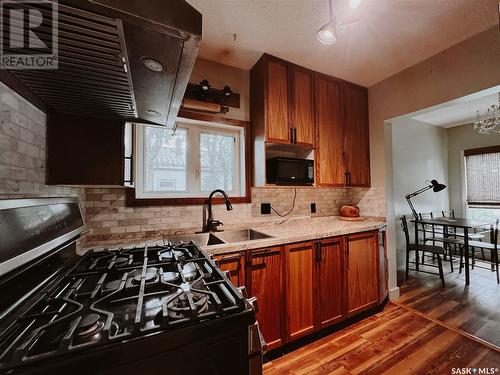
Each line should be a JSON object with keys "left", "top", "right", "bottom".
{"left": 145, "top": 109, "right": 161, "bottom": 117}
{"left": 142, "top": 57, "right": 164, "bottom": 72}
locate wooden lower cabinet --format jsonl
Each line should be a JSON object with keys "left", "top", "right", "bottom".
{"left": 213, "top": 252, "right": 245, "bottom": 287}
{"left": 346, "top": 231, "right": 379, "bottom": 316}
{"left": 248, "top": 247, "right": 284, "bottom": 350}
{"left": 315, "top": 237, "right": 345, "bottom": 328}
{"left": 243, "top": 231, "right": 382, "bottom": 351}
{"left": 285, "top": 242, "right": 315, "bottom": 341}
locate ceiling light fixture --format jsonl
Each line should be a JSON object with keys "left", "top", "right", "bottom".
{"left": 222, "top": 85, "right": 232, "bottom": 97}
{"left": 473, "top": 92, "right": 500, "bottom": 134}
{"left": 348, "top": 0, "right": 362, "bottom": 9}
{"left": 200, "top": 79, "right": 210, "bottom": 91}
{"left": 316, "top": 0, "right": 337, "bottom": 45}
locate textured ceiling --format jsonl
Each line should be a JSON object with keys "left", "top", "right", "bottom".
{"left": 411, "top": 89, "right": 500, "bottom": 128}
{"left": 186, "top": 0, "right": 498, "bottom": 87}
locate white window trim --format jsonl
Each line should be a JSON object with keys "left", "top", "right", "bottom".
{"left": 134, "top": 117, "right": 246, "bottom": 199}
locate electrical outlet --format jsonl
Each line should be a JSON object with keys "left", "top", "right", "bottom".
{"left": 311, "top": 203, "right": 316, "bottom": 213}
{"left": 261, "top": 203, "right": 271, "bottom": 215}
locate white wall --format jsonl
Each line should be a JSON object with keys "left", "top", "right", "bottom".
{"left": 391, "top": 118, "right": 450, "bottom": 270}
{"left": 371, "top": 26, "right": 500, "bottom": 298}
{"left": 447, "top": 123, "right": 500, "bottom": 217}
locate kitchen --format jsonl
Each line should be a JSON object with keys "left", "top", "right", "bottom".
{"left": 0, "top": 0, "right": 499, "bottom": 374}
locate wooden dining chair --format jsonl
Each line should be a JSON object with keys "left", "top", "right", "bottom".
{"left": 401, "top": 215, "right": 446, "bottom": 287}
{"left": 460, "top": 219, "right": 499, "bottom": 284}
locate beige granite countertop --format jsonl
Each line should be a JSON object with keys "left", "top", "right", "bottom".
{"left": 80, "top": 216, "right": 386, "bottom": 256}
{"left": 200, "top": 216, "right": 386, "bottom": 255}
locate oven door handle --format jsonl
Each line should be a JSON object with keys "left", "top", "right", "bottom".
{"left": 248, "top": 321, "right": 267, "bottom": 355}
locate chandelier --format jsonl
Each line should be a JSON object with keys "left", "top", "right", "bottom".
{"left": 473, "top": 92, "right": 500, "bottom": 134}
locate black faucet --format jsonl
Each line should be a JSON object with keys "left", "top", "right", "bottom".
{"left": 204, "top": 189, "right": 233, "bottom": 232}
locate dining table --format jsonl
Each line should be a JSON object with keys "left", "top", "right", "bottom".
{"left": 411, "top": 217, "right": 495, "bottom": 285}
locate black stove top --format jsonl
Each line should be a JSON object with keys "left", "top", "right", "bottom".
{"left": 0, "top": 241, "right": 246, "bottom": 370}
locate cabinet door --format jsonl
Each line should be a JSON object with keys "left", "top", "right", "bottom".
{"left": 316, "top": 237, "right": 345, "bottom": 328}
{"left": 343, "top": 84, "right": 370, "bottom": 186}
{"left": 291, "top": 67, "right": 315, "bottom": 146}
{"left": 266, "top": 60, "right": 290, "bottom": 143}
{"left": 249, "top": 247, "right": 284, "bottom": 350}
{"left": 346, "top": 231, "right": 379, "bottom": 316}
{"left": 314, "top": 74, "right": 344, "bottom": 186}
{"left": 47, "top": 113, "right": 124, "bottom": 185}
{"left": 285, "top": 242, "right": 315, "bottom": 341}
{"left": 214, "top": 252, "right": 245, "bottom": 287}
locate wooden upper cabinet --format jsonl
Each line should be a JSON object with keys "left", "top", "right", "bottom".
{"left": 315, "top": 237, "right": 345, "bottom": 328}
{"left": 251, "top": 53, "right": 371, "bottom": 187}
{"left": 314, "top": 74, "right": 344, "bottom": 186}
{"left": 343, "top": 84, "right": 370, "bottom": 186}
{"left": 47, "top": 113, "right": 126, "bottom": 186}
{"left": 266, "top": 60, "right": 290, "bottom": 143}
{"left": 291, "top": 67, "right": 315, "bottom": 146}
{"left": 213, "top": 252, "right": 245, "bottom": 287}
{"left": 248, "top": 247, "right": 284, "bottom": 350}
{"left": 285, "top": 242, "right": 315, "bottom": 341}
{"left": 346, "top": 231, "right": 379, "bottom": 316}
{"left": 250, "top": 54, "right": 315, "bottom": 147}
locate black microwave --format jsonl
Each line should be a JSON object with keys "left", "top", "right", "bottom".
{"left": 266, "top": 157, "right": 314, "bottom": 185}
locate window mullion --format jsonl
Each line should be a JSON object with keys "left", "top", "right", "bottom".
{"left": 190, "top": 126, "right": 201, "bottom": 195}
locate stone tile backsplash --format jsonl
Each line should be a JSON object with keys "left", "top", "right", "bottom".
{"left": 83, "top": 186, "right": 386, "bottom": 245}
{"left": 0, "top": 82, "right": 84, "bottom": 203}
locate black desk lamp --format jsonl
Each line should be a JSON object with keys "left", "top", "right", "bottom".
{"left": 405, "top": 180, "right": 447, "bottom": 219}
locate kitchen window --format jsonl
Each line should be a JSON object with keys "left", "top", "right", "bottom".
{"left": 464, "top": 146, "right": 500, "bottom": 220}
{"left": 135, "top": 117, "right": 247, "bottom": 200}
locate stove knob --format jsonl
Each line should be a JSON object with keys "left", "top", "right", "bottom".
{"left": 247, "top": 296, "right": 259, "bottom": 314}
{"left": 237, "top": 286, "right": 248, "bottom": 298}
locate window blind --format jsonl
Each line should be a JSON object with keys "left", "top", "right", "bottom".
{"left": 465, "top": 150, "right": 500, "bottom": 203}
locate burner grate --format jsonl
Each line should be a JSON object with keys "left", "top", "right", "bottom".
{"left": 0, "top": 241, "right": 245, "bottom": 370}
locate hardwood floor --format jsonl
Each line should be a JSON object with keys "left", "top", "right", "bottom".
{"left": 397, "top": 257, "right": 500, "bottom": 349}
{"left": 263, "top": 303, "right": 500, "bottom": 374}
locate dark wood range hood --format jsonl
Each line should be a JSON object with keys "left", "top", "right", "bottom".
{"left": 0, "top": 0, "right": 202, "bottom": 128}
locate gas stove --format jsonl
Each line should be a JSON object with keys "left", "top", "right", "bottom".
{"left": 0, "top": 199, "right": 263, "bottom": 375}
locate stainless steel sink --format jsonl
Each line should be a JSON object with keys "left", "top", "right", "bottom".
{"left": 164, "top": 232, "right": 225, "bottom": 247}
{"left": 213, "top": 229, "right": 273, "bottom": 244}
{"left": 165, "top": 229, "right": 273, "bottom": 246}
